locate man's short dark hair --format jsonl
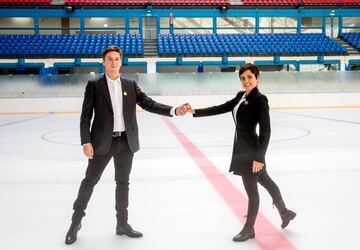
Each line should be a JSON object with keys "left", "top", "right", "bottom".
{"left": 239, "top": 63, "right": 260, "bottom": 79}
{"left": 102, "top": 46, "right": 123, "bottom": 60}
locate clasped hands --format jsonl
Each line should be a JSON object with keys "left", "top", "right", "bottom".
{"left": 175, "top": 103, "right": 194, "bottom": 116}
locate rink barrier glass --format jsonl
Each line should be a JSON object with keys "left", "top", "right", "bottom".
{"left": 0, "top": 71, "right": 359, "bottom": 98}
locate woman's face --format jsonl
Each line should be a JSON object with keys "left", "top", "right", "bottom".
{"left": 240, "top": 69, "right": 258, "bottom": 94}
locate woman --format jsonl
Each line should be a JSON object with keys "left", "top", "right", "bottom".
{"left": 188, "top": 63, "right": 296, "bottom": 242}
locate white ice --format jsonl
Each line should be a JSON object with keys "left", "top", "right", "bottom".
{"left": 0, "top": 108, "right": 360, "bottom": 250}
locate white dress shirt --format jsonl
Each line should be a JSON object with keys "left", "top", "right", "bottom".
{"left": 106, "top": 75, "right": 126, "bottom": 132}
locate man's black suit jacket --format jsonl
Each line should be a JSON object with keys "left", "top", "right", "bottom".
{"left": 80, "top": 75, "right": 173, "bottom": 155}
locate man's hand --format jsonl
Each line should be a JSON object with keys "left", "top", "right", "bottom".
{"left": 175, "top": 103, "right": 190, "bottom": 116}
{"left": 83, "top": 143, "right": 94, "bottom": 159}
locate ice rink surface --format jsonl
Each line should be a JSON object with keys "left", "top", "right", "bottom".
{"left": 1, "top": 108, "right": 359, "bottom": 250}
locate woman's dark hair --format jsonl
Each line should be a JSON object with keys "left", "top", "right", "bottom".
{"left": 102, "top": 45, "right": 123, "bottom": 60}
{"left": 239, "top": 63, "right": 260, "bottom": 79}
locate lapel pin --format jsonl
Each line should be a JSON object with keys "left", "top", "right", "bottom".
{"left": 244, "top": 101, "right": 249, "bottom": 105}
{"left": 123, "top": 91, "right": 127, "bottom": 96}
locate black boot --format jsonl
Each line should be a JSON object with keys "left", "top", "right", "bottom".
{"left": 65, "top": 222, "right": 82, "bottom": 245}
{"left": 274, "top": 199, "right": 296, "bottom": 229}
{"left": 116, "top": 210, "right": 142, "bottom": 238}
{"left": 233, "top": 215, "right": 256, "bottom": 242}
{"left": 233, "top": 226, "right": 255, "bottom": 242}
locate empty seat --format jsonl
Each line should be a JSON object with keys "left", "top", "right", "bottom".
{"left": 0, "top": 33, "right": 144, "bottom": 58}
{"left": 157, "top": 33, "right": 347, "bottom": 57}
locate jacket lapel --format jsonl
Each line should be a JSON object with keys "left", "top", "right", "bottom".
{"left": 100, "top": 75, "right": 113, "bottom": 111}
{"left": 235, "top": 89, "right": 258, "bottom": 122}
{"left": 245, "top": 87, "right": 259, "bottom": 102}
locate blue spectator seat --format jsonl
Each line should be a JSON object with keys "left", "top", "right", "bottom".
{"left": 339, "top": 32, "right": 360, "bottom": 51}
{"left": 0, "top": 33, "right": 144, "bottom": 58}
{"left": 157, "top": 33, "right": 347, "bottom": 57}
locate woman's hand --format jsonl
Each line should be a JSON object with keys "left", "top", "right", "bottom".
{"left": 183, "top": 103, "right": 195, "bottom": 114}
{"left": 185, "top": 103, "right": 195, "bottom": 114}
{"left": 175, "top": 103, "right": 194, "bottom": 115}
{"left": 252, "top": 160, "right": 264, "bottom": 173}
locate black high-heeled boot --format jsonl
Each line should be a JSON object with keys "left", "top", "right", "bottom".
{"left": 233, "top": 215, "right": 256, "bottom": 242}
{"left": 65, "top": 222, "right": 82, "bottom": 245}
{"left": 233, "top": 226, "right": 255, "bottom": 242}
{"left": 274, "top": 199, "right": 296, "bottom": 229}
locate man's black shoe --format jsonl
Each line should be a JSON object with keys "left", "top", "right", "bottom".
{"left": 116, "top": 224, "right": 143, "bottom": 238}
{"left": 65, "top": 223, "right": 81, "bottom": 245}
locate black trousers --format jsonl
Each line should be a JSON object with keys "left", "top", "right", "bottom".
{"left": 241, "top": 168, "right": 282, "bottom": 227}
{"left": 71, "top": 136, "right": 134, "bottom": 225}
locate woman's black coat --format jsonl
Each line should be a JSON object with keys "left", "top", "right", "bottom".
{"left": 193, "top": 87, "right": 271, "bottom": 176}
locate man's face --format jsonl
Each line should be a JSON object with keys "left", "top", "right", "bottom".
{"left": 103, "top": 51, "right": 122, "bottom": 75}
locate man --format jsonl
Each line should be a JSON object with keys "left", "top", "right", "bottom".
{"left": 65, "top": 45, "right": 188, "bottom": 245}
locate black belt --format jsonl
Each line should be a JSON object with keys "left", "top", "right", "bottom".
{"left": 112, "top": 131, "right": 126, "bottom": 137}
